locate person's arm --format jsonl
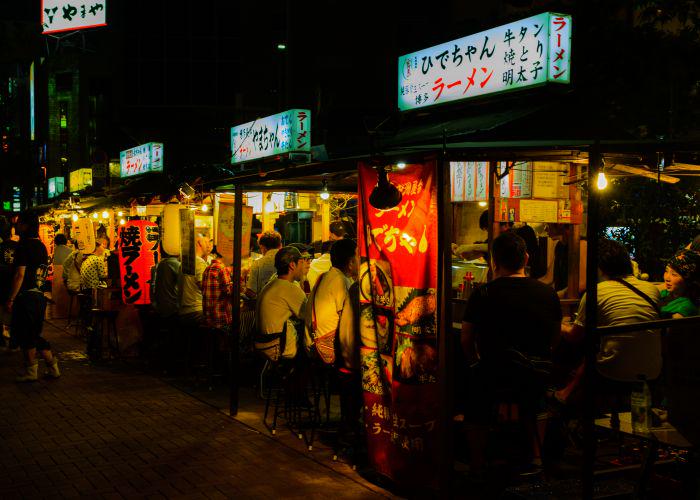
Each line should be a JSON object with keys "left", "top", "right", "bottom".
{"left": 246, "top": 261, "right": 260, "bottom": 297}
{"left": 460, "top": 321, "right": 479, "bottom": 364}
{"left": 6, "top": 266, "right": 26, "bottom": 312}
{"left": 222, "top": 266, "right": 233, "bottom": 297}
{"left": 62, "top": 253, "right": 73, "bottom": 283}
{"left": 290, "top": 287, "right": 308, "bottom": 320}
{"left": 561, "top": 321, "right": 585, "bottom": 343}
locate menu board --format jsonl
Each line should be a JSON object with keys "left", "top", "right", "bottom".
{"left": 519, "top": 199, "right": 559, "bottom": 222}
{"left": 217, "top": 203, "right": 253, "bottom": 265}
{"left": 179, "top": 208, "right": 195, "bottom": 275}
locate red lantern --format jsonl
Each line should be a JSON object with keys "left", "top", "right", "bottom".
{"left": 117, "top": 220, "right": 160, "bottom": 305}
{"left": 38, "top": 224, "right": 55, "bottom": 281}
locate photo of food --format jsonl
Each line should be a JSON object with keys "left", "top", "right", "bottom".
{"left": 360, "top": 259, "right": 393, "bottom": 307}
{"left": 360, "top": 304, "right": 393, "bottom": 353}
{"left": 361, "top": 348, "right": 393, "bottom": 396}
{"left": 394, "top": 336, "right": 438, "bottom": 385}
{"left": 393, "top": 287, "right": 437, "bottom": 338}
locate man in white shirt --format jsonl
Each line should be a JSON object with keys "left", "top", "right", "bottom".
{"left": 256, "top": 246, "right": 307, "bottom": 359}
{"left": 177, "top": 235, "right": 211, "bottom": 323}
{"left": 307, "top": 221, "right": 347, "bottom": 289}
{"left": 246, "top": 231, "right": 282, "bottom": 297}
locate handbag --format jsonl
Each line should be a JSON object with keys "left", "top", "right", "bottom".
{"left": 309, "top": 274, "right": 345, "bottom": 365}
{"left": 253, "top": 321, "right": 287, "bottom": 362}
{"left": 611, "top": 278, "right": 661, "bottom": 316}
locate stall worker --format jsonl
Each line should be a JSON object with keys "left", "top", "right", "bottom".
{"left": 245, "top": 231, "right": 282, "bottom": 298}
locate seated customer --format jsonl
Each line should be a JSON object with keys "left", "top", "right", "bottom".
{"left": 659, "top": 249, "right": 700, "bottom": 318}
{"left": 245, "top": 231, "right": 282, "bottom": 298}
{"left": 256, "top": 246, "right": 307, "bottom": 360}
{"left": 461, "top": 231, "right": 561, "bottom": 471}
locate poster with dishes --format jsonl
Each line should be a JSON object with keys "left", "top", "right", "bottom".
{"left": 357, "top": 161, "right": 439, "bottom": 488}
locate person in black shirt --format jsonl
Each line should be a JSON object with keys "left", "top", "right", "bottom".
{"left": 6, "top": 213, "right": 60, "bottom": 382}
{"left": 0, "top": 219, "right": 18, "bottom": 349}
{"left": 461, "top": 231, "right": 561, "bottom": 472}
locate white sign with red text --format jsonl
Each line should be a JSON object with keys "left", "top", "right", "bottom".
{"left": 120, "top": 143, "right": 164, "bottom": 178}
{"left": 42, "top": 0, "right": 107, "bottom": 34}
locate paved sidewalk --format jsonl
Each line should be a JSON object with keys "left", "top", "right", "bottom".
{"left": 0, "top": 322, "right": 390, "bottom": 499}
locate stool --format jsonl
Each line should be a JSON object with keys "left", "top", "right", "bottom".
{"left": 75, "top": 293, "right": 93, "bottom": 338}
{"left": 92, "top": 309, "right": 120, "bottom": 358}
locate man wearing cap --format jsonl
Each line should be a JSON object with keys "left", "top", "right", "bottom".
{"left": 256, "top": 246, "right": 307, "bottom": 359}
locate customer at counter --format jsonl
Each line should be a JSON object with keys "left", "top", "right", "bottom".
{"left": 659, "top": 249, "right": 700, "bottom": 318}
{"left": 245, "top": 231, "right": 282, "bottom": 298}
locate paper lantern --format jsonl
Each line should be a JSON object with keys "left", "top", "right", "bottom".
{"left": 161, "top": 204, "right": 181, "bottom": 257}
{"left": 74, "top": 218, "right": 96, "bottom": 254}
{"left": 38, "top": 224, "right": 55, "bottom": 280}
{"left": 117, "top": 220, "right": 160, "bottom": 305}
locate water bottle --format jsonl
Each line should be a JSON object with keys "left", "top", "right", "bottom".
{"left": 631, "top": 375, "right": 651, "bottom": 434}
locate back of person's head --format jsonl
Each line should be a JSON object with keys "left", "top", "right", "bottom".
{"left": 55, "top": 233, "right": 68, "bottom": 246}
{"left": 329, "top": 221, "right": 347, "bottom": 239}
{"left": 478, "top": 210, "right": 489, "bottom": 231}
{"left": 492, "top": 231, "right": 527, "bottom": 273}
{"left": 330, "top": 238, "right": 357, "bottom": 271}
{"left": 598, "top": 238, "right": 633, "bottom": 278}
{"left": 321, "top": 240, "right": 333, "bottom": 254}
{"left": 274, "top": 246, "right": 302, "bottom": 276}
{"left": 18, "top": 212, "right": 39, "bottom": 237}
{"left": 259, "top": 230, "right": 282, "bottom": 250}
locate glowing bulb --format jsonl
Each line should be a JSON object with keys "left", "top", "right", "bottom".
{"left": 72, "top": 214, "right": 79, "bottom": 221}
{"left": 478, "top": 201, "right": 487, "bottom": 207}
{"left": 117, "top": 211, "right": 123, "bottom": 217}
{"left": 101, "top": 210, "right": 109, "bottom": 219}
{"left": 92, "top": 213, "right": 98, "bottom": 219}
{"left": 201, "top": 204, "right": 209, "bottom": 212}
{"left": 597, "top": 171, "right": 608, "bottom": 190}
{"left": 264, "top": 200, "right": 275, "bottom": 212}
{"left": 397, "top": 162, "right": 406, "bottom": 170}
{"left": 119, "top": 219, "right": 126, "bottom": 225}
{"left": 319, "top": 191, "right": 330, "bottom": 201}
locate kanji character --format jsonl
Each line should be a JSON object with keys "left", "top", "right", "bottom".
{"left": 479, "top": 67, "right": 494, "bottom": 88}
{"left": 530, "top": 60, "right": 543, "bottom": 79}
{"left": 411, "top": 437, "right": 425, "bottom": 452}
{"left": 479, "top": 36, "right": 495, "bottom": 60}
{"left": 504, "top": 48, "right": 515, "bottom": 66}
{"left": 465, "top": 45, "right": 477, "bottom": 62}
{"left": 463, "top": 67, "right": 476, "bottom": 94}
{"left": 435, "top": 50, "right": 449, "bottom": 70}
{"left": 516, "top": 66, "right": 527, "bottom": 83}
{"left": 503, "top": 29, "right": 514, "bottom": 47}
{"left": 401, "top": 436, "right": 410, "bottom": 450}
{"left": 503, "top": 69, "right": 514, "bottom": 86}
{"left": 89, "top": 3, "right": 104, "bottom": 16}
{"left": 552, "top": 17, "right": 567, "bottom": 31}
{"left": 421, "top": 56, "right": 433, "bottom": 75}
{"left": 80, "top": 5, "right": 86, "bottom": 17}
{"left": 62, "top": 4, "right": 78, "bottom": 21}
{"left": 451, "top": 44, "right": 463, "bottom": 66}
{"left": 120, "top": 226, "right": 142, "bottom": 248}
{"left": 520, "top": 46, "right": 529, "bottom": 62}
{"left": 371, "top": 403, "right": 384, "bottom": 419}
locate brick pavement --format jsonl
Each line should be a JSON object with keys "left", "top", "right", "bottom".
{"left": 0, "top": 322, "right": 392, "bottom": 499}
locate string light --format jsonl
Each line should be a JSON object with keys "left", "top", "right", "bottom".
{"left": 117, "top": 211, "right": 123, "bottom": 217}
{"left": 478, "top": 201, "right": 487, "bottom": 207}
{"left": 597, "top": 171, "right": 608, "bottom": 190}
{"left": 320, "top": 180, "right": 330, "bottom": 201}
{"left": 101, "top": 210, "right": 109, "bottom": 219}
{"left": 119, "top": 219, "right": 126, "bottom": 225}
{"left": 92, "top": 213, "right": 98, "bottom": 219}
{"left": 201, "top": 204, "right": 209, "bottom": 212}
{"left": 72, "top": 214, "right": 79, "bottom": 221}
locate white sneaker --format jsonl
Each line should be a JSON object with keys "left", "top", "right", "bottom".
{"left": 45, "top": 359, "right": 61, "bottom": 379}
{"left": 16, "top": 362, "right": 39, "bottom": 382}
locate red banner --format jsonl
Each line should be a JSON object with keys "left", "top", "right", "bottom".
{"left": 118, "top": 220, "right": 160, "bottom": 305}
{"left": 357, "top": 161, "right": 439, "bottom": 488}
{"left": 38, "top": 224, "right": 55, "bottom": 281}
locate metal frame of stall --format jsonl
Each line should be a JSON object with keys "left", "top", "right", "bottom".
{"left": 223, "top": 140, "right": 700, "bottom": 498}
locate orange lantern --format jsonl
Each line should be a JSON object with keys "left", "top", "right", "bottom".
{"left": 117, "top": 220, "right": 160, "bottom": 305}
{"left": 38, "top": 223, "right": 55, "bottom": 281}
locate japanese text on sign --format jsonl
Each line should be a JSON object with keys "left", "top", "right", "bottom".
{"left": 119, "top": 143, "right": 164, "bottom": 178}
{"left": 118, "top": 221, "right": 160, "bottom": 305}
{"left": 398, "top": 12, "right": 571, "bottom": 110}
{"left": 230, "top": 109, "right": 311, "bottom": 164}
{"left": 42, "top": 0, "right": 107, "bottom": 34}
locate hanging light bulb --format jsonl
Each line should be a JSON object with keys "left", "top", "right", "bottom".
{"left": 92, "top": 213, "right": 98, "bottom": 219}
{"left": 117, "top": 211, "right": 123, "bottom": 217}
{"left": 478, "top": 201, "right": 487, "bottom": 207}
{"left": 320, "top": 180, "right": 330, "bottom": 200}
{"left": 119, "top": 219, "right": 126, "bottom": 225}
{"left": 101, "top": 210, "right": 109, "bottom": 219}
{"left": 396, "top": 162, "right": 406, "bottom": 170}
{"left": 201, "top": 204, "right": 209, "bottom": 212}
{"left": 72, "top": 213, "right": 79, "bottom": 221}
{"left": 597, "top": 171, "right": 608, "bottom": 190}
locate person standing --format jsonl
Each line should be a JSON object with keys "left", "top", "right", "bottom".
{"left": 152, "top": 248, "right": 181, "bottom": 320}
{"left": 177, "top": 235, "right": 211, "bottom": 325}
{"left": 245, "top": 231, "right": 282, "bottom": 298}
{"left": 202, "top": 247, "right": 233, "bottom": 331}
{"left": 53, "top": 234, "right": 72, "bottom": 266}
{"left": 6, "top": 213, "right": 60, "bottom": 382}
{"left": 0, "top": 221, "right": 19, "bottom": 350}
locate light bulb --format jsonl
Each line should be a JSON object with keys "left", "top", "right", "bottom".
{"left": 319, "top": 191, "right": 330, "bottom": 201}
{"left": 597, "top": 171, "right": 608, "bottom": 190}
{"left": 264, "top": 200, "right": 275, "bottom": 212}
{"left": 92, "top": 213, "right": 98, "bottom": 219}
{"left": 201, "top": 204, "right": 209, "bottom": 212}
{"left": 397, "top": 162, "right": 406, "bottom": 170}
{"left": 72, "top": 214, "right": 79, "bottom": 221}
{"left": 117, "top": 211, "right": 123, "bottom": 217}
{"left": 119, "top": 219, "right": 126, "bottom": 225}
{"left": 102, "top": 210, "right": 109, "bottom": 219}
{"left": 478, "top": 201, "right": 487, "bottom": 207}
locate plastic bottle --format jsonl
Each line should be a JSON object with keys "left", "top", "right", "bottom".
{"left": 631, "top": 375, "right": 651, "bottom": 434}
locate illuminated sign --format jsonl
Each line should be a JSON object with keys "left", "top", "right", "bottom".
{"left": 69, "top": 168, "right": 93, "bottom": 192}
{"left": 30, "top": 62, "right": 35, "bottom": 141}
{"left": 48, "top": 176, "right": 65, "bottom": 199}
{"left": 12, "top": 186, "right": 21, "bottom": 212}
{"left": 2, "top": 202, "right": 10, "bottom": 211}
{"left": 42, "top": 0, "right": 107, "bottom": 35}
{"left": 398, "top": 12, "right": 571, "bottom": 111}
{"left": 119, "top": 142, "right": 164, "bottom": 177}
{"left": 231, "top": 109, "right": 310, "bottom": 164}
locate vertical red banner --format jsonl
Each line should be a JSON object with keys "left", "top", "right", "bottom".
{"left": 118, "top": 220, "right": 160, "bottom": 305}
{"left": 357, "top": 161, "right": 439, "bottom": 488}
{"left": 38, "top": 224, "right": 55, "bottom": 281}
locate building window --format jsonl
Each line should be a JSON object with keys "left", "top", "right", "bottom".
{"left": 59, "top": 101, "right": 68, "bottom": 129}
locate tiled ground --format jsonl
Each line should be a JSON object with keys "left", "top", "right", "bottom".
{"left": 0, "top": 321, "right": 391, "bottom": 499}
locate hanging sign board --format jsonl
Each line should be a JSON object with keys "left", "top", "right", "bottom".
{"left": 179, "top": 208, "right": 196, "bottom": 275}
{"left": 230, "top": 109, "right": 311, "bottom": 164}
{"left": 449, "top": 162, "right": 489, "bottom": 201}
{"left": 69, "top": 168, "right": 93, "bottom": 192}
{"left": 217, "top": 203, "right": 254, "bottom": 265}
{"left": 357, "top": 162, "right": 439, "bottom": 488}
{"left": 398, "top": 12, "right": 572, "bottom": 111}
{"left": 48, "top": 176, "right": 65, "bottom": 199}
{"left": 74, "top": 217, "right": 96, "bottom": 254}
{"left": 117, "top": 220, "right": 160, "bottom": 305}
{"left": 119, "top": 142, "right": 164, "bottom": 177}
{"left": 42, "top": 0, "right": 107, "bottom": 34}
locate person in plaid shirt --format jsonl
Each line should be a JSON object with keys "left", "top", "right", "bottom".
{"left": 202, "top": 247, "right": 233, "bottom": 331}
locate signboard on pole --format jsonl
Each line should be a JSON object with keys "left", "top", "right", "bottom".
{"left": 357, "top": 161, "right": 439, "bottom": 487}
{"left": 117, "top": 220, "right": 160, "bottom": 305}
{"left": 179, "top": 208, "right": 195, "bottom": 275}
{"left": 119, "top": 143, "right": 164, "bottom": 178}
{"left": 230, "top": 109, "right": 311, "bottom": 164}
{"left": 217, "top": 203, "right": 253, "bottom": 266}
{"left": 398, "top": 12, "right": 572, "bottom": 111}
{"left": 42, "top": 0, "right": 107, "bottom": 34}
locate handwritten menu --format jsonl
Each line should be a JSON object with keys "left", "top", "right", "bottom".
{"left": 519, "top": 199, "right": 559, "bottom": 222}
